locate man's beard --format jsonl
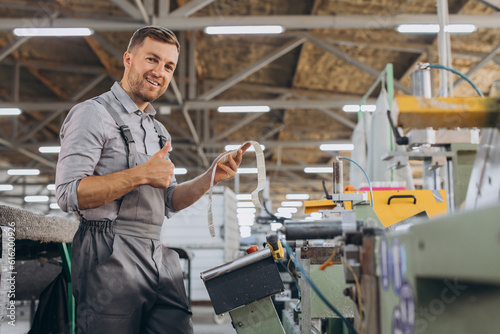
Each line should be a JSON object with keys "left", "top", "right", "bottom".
{"left": 128, "top": 71, "right": 166, "bottom": 103}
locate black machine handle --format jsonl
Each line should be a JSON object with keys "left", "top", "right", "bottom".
{"left": 322, "top": 179, "right": 332, "bottom": 200}
{"left": 386, "top": 110, "right": 409, "bottom": 145}
{"left": 387, "top": 195, "right": 417, "bottom": 205}
{"left": 266, "top": 234, "right": 280, "bottom": 252}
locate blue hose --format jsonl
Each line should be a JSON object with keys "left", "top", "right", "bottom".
{"left": 278, "top": 233, "right": 358, "bottom": 334}
{"left": 428, "top": 64, "right": 484, "bottom": 97}
{"left": 340, "top": 156, "right": 373, "bottom": 207}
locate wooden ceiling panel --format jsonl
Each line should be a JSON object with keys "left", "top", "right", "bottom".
{"left": 15, "top": 37, "right": 102, "bottom": 66}
{"left": 196, "top": 34, "right": 296, "bottom": 82}
{"left": 197, "top": 0, "right": 315, "bottom": 16}
{"left": 78, "top": 77, "right": 119, "bottom": 101}
{"left": 19, "top": 66, "right": 60, "bottom": 100}
{"left": 450, "top": 28, "right": 500, "bottom": 53}
{"left": 293, "top": 42, "right": 376, "bottom": 95}
{"left": 452, "top": 60, "right": 500, "bottom": 96}
{"left": 244, "top": 47, "right": 301, "bottom": 87}
{"left": 317, "top": 0, "right": 439, "bottom": 15}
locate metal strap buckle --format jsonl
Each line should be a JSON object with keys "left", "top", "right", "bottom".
{"left": 120, "top": 125, "right": 135, "bottom": 145}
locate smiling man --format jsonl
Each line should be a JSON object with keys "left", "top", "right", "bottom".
{"left": 122, "top": 33, "right": 178, "bottom": 109}
{"left": 56, "top": 26, "right": 250, "bottom": 334}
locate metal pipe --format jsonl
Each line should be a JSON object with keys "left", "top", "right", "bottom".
{"left": 437, "top": 0, "right": 452, "bottom": 97}
{"left": 410, "top": 67, "right": 432, "bottom": 98}
{"left": 281, "top": 221, "right": 344, "bottom": 240}
{"left": 200, "top": 248, "right": 272, "bottom": 281}
{"left": 446, "top": 158, "right": 455, "bottom": 214}
{"left": 333, "top": 158, "right": 343, "bottom": 195}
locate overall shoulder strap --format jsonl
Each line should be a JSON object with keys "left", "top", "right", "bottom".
{"left": 152, "top": 119, "right": 168, "bottom": 149}
{"left": 94, "top": 96, "right": 136, "bottom": 154}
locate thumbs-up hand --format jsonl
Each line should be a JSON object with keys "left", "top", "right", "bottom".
{"left": 143, "top": 142, "right": 175, "bottom": 188}
{"left": 156, "top": 141, "right": 171, "bottom": 159}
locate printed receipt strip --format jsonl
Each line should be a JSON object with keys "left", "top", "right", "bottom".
{"left": 208, "top": 141, "right": 266, "bottom": 237}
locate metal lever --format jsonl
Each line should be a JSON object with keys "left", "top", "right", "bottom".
{"left": 386, "top": 110, "right": 409, "bottom": 145}
{"left": 322, "top": 179, "right": 332, "bottom": 200}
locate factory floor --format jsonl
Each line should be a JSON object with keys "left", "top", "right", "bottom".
{"left": 9, "top": 302, "right": 236, "bottom": 333}
{"left": 192, "top": 305, "right": 236, "bottom": 334}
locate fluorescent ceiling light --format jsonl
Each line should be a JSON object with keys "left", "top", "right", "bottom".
{"left": 225, "top": 144, "right": 265, "bottom": 152}
{"left": 50, "top": 203, "right": 60, "bottom": 210}
{"left": 397, "top": 24, "right": 440, "bottom": 33}
{"left": 7, "top": 169, "right": 40, "bottom": 176}
{"left": 278, "top": 207, "right": 297, "bottom": 214}
{"left": 25, "top": 195, "right": 49, "bottom": 203}
{"left": 396, "top": 24, "right": 476, "bottom": 34}
{"left": 239, "top": 226, "right": 252, "bottom": 238}
{"left": 304, "top": 167, "right": 333, "bottom": 174}
{"left": 237, "top": 168, "right": 258, "bottom": 174}
{"left": 286, "top": 193, "right": 310, "bottom": 200}
{"left": 281, "top": 201, "right": 303, "bottom": 207}
{"left": 445, "top": 24, "right": 477, "bottom": 33}
{"left": 218, "top": 106, "right": 270, "bottom": 113}
{"left": 342, "top": 104, "right": 376, "bottom": 112}
{"left": 319, "top": 143, "right": 354, "bottom": 151}
{"left": 270, "top": 222, "right": 283, "bottom": 231}
{"left": 0, "top": 108, "right": 22, "bottom": 116}
{"left": 47, "top": 184, "right": 56, "bottom": 191}
{"left": 237, "top": 213, "right": 255, "bottom": 227}
{"left": 238, "top": 212, "right": 255, "bottom": 225}
{"left": 237, "top": 201, "right": 255, "bottom": 208}
{"left": 0, "top": 184, "right": 14, "bottom": 191}
{"left": 240, "top": 226, "right": 252, "bottom": 236}
{"left": 13, "top": 27, "right": 94, "bottom": 37}
{"left": 204, "top": 25, "right": 284, "bottom": 35}
{"left": 39, "top": 146, "right": 61, "bottom": 153}
{"left": 236, "top": 194, "right": 252, "bottom": 200}
{"left": 237, "top": 208, "right": 256, "bottom": 214}
{"left": 237, "top": 213, "right": 255, "bottom": 220}
{"left": 238, "top": 220, "right": 255, "bottom": 227}
{"left": 174, "top": 168, "right": 187, "bottom": 175}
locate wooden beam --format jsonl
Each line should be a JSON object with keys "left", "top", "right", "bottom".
{"left": 84, "top": 36, "right": 123, "bottom": 77}
{"left": 28, "top": 68, "right": 69, "bottom": 100}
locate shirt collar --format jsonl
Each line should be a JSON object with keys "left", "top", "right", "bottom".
{"left": 111, "top": 82, "right": 157, "bottom": 117}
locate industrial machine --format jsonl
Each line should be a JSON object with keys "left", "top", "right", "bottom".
{"left": 200, "top": 234, "right": 287, "bottom": 333}
{"left": 200, "top": 65, "right": 500, "bottom": 333}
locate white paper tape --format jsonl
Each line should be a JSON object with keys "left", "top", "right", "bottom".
{"left": 207, "top": 141, "right": 266, "bottom": 237}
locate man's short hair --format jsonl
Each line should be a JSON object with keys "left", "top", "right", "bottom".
{"left": 127, "top": 26, "right": 180, "bottom": 53}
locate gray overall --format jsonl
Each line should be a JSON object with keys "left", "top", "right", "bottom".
{"left": 71, "top": 97, "right": 193, "bottom": 334}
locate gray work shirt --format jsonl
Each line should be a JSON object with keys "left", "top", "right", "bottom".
{"left": 55, "top": 82, "right": 178, "bottom": 221}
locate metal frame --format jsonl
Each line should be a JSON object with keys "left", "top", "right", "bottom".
{"left": 2, "top": 15, "right": 500, "bottom": 31}
{"left": 58, "top": 243, "right": 75, "bottom": 334}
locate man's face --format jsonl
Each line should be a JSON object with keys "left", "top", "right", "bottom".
{"left": 122, "top": 37, "right": 179, "bottom": 109}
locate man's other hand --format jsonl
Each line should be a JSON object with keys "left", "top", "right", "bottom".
{"left": 213, "top": 142, "right": 252, "bottom": 184}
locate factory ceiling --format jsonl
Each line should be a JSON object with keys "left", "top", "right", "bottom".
{"left": 0, "top": 0, "right": 499, "bottom": 213}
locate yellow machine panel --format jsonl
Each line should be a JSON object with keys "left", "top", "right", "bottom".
{"left": 304, "top": 190, "right": 447, "bottom": 228}
{"left": 396, "top": 96, "right": 500, "bottom": 128}
{"left": 303, "top": 200, "right": 337, "bottom": 213}
{"left": 371, "top": 189, "right": 447, "bottom": 227}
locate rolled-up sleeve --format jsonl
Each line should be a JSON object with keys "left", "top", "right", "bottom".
{"left": 164, "top": 180, "right": 178, "bottom": 219}
{"left": 56, "top": 101, "right": 106, "bottom": 213}
{"left": 163, "top": 140, "right": 178, "bottom": 218}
